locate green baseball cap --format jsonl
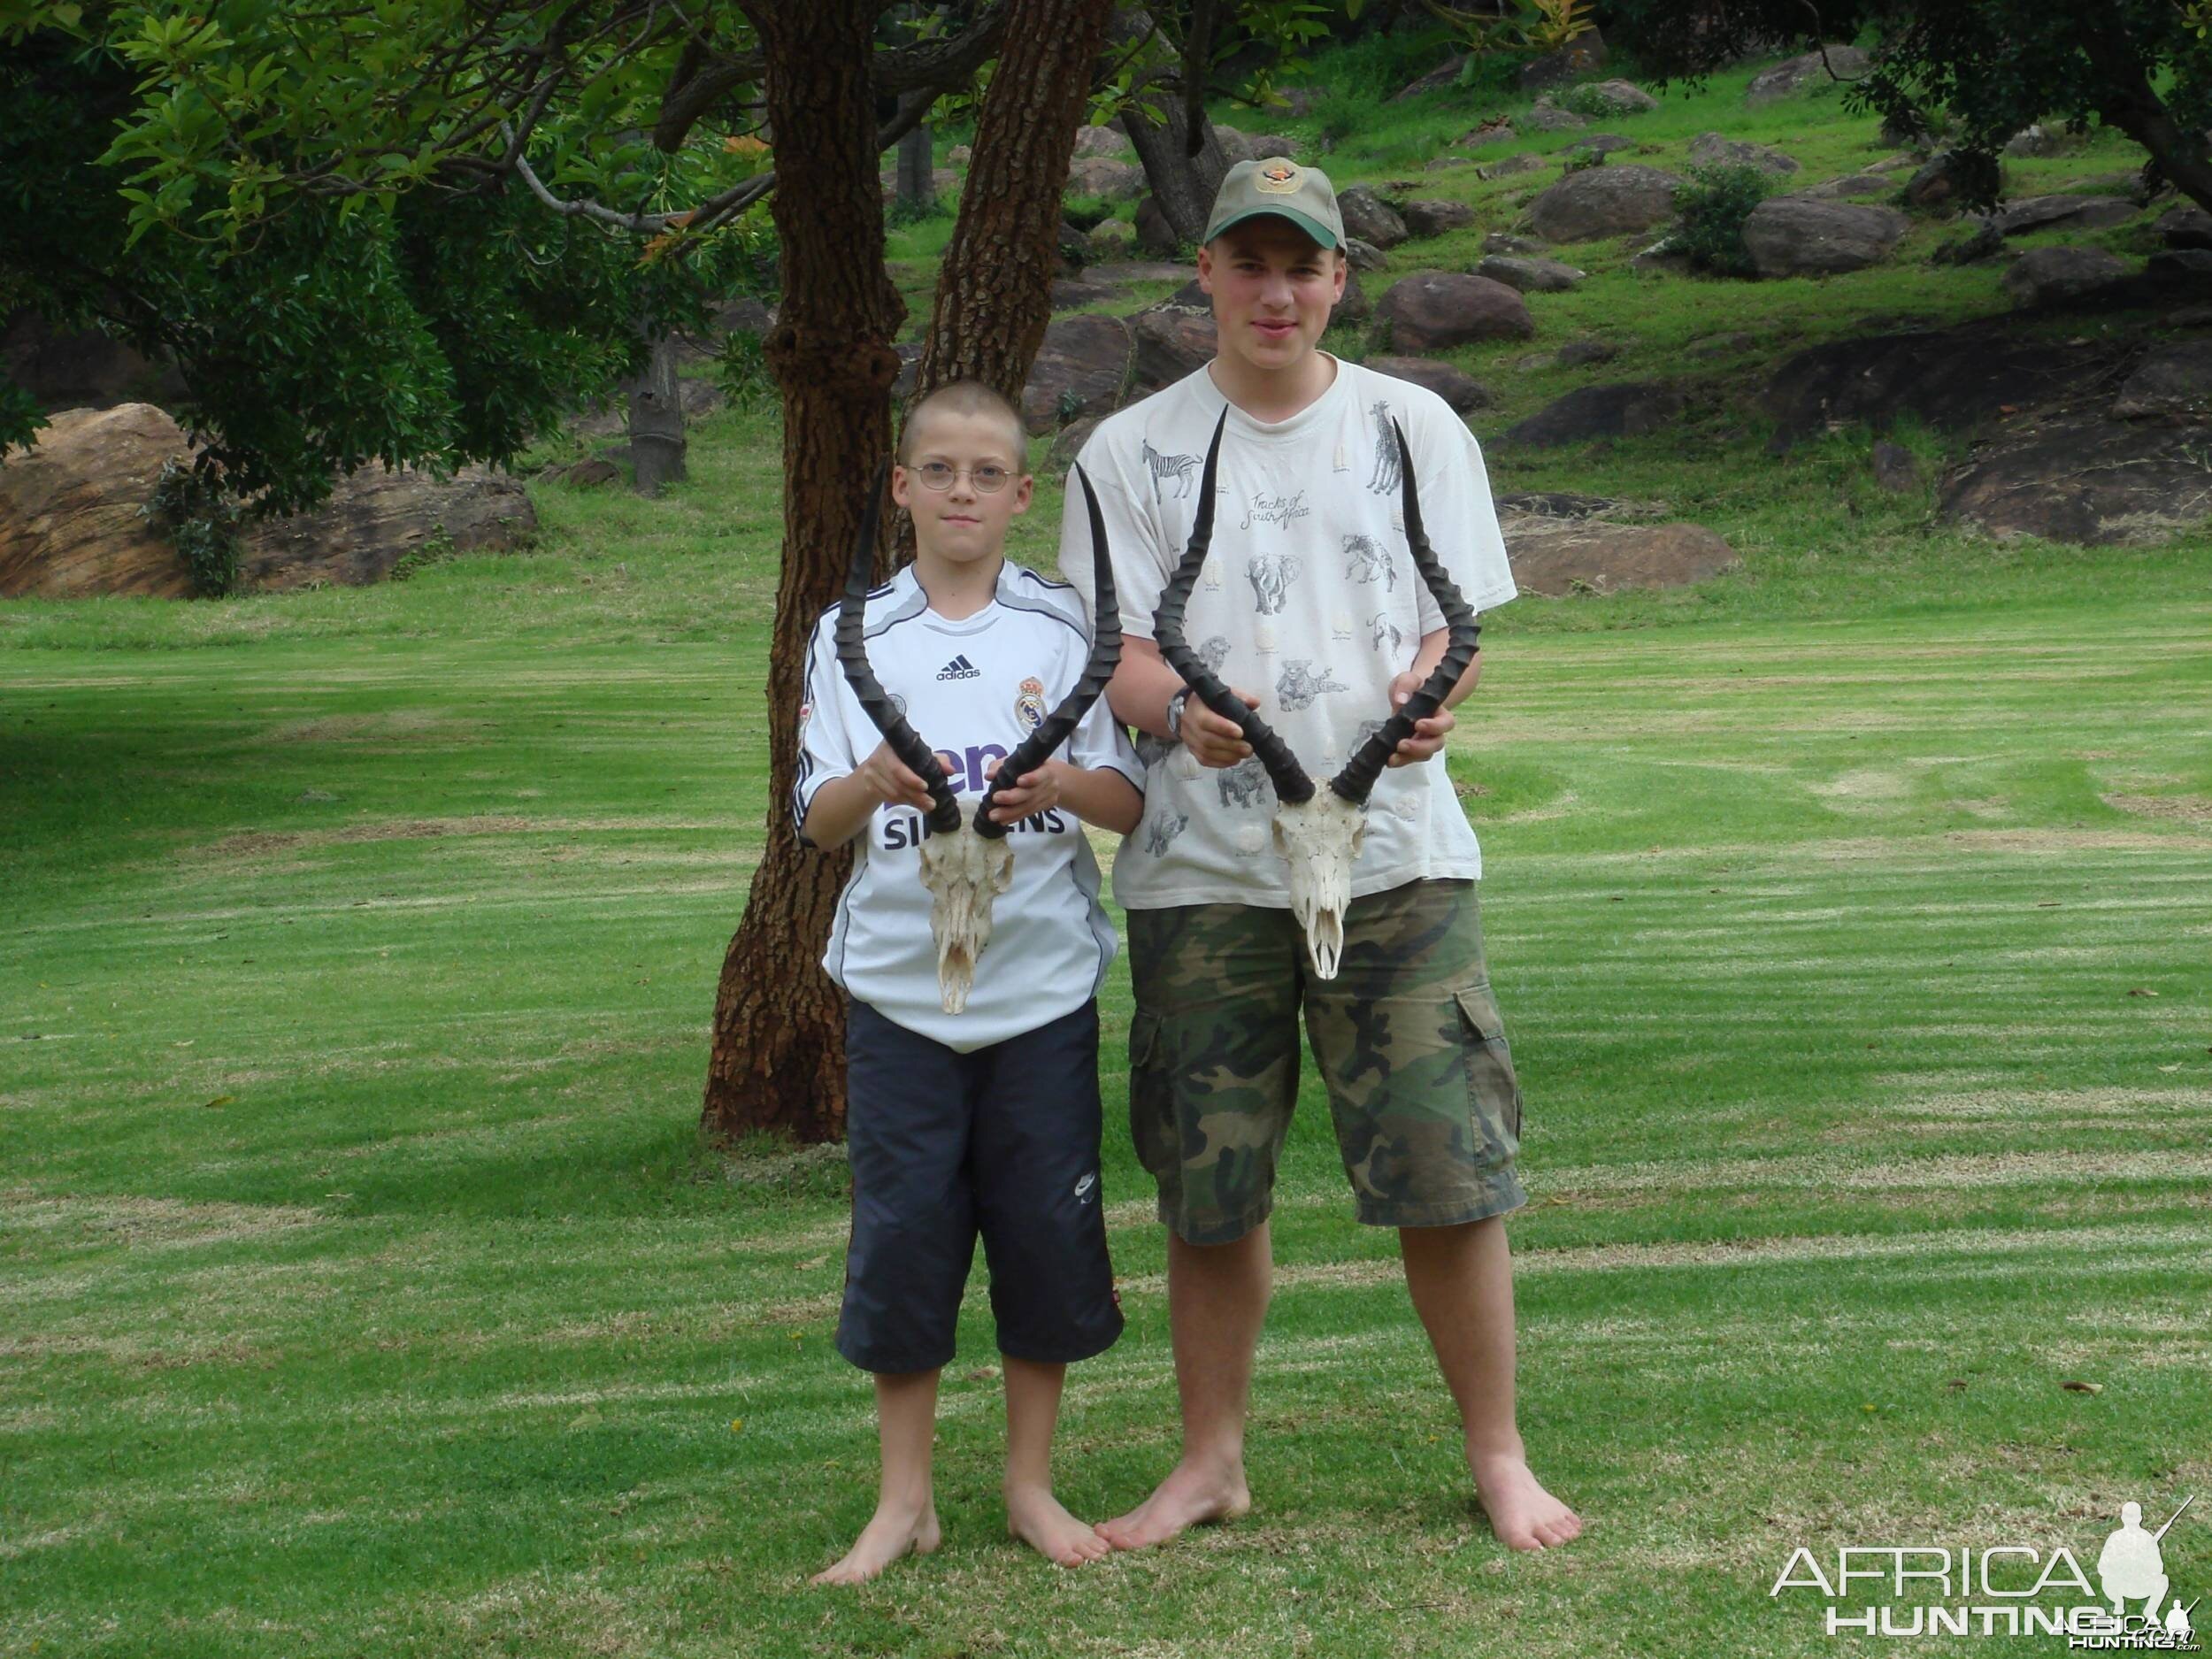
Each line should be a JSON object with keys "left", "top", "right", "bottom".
{"left": 1203, "top": 157, "right": 1347, "bottom": 250}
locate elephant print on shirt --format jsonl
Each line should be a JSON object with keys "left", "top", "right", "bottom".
{"left": 1246, "top": 550, "right": 1302, "bottom": 616}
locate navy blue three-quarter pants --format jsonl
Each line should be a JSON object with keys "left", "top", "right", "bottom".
{"left": 835, "top": 997, "right": 1124, "bottom": 1375}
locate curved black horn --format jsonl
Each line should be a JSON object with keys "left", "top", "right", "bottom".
{"left": 1151, "top": 409, "right": 1316, "bottom": 806}
{"left": 835, "top": 457, "right": 963, "bottom": 833}
{"left": 973, "top": 463, "right": 1124, "bottom": 838}
{"left": 1328, "top": 418, "right": 1482, "bottom": 806}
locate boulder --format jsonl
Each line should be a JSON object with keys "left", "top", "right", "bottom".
{"left": 1554, "top": 338, "right": 1619, "bottom": 367}
{"left": 1517, "top": 28, "right": 1607, "bottom": 91}
{"left": 1477, "top": 254, "right": 1587, "bottom": 292}
{"left": 1742, "top": 198, "right": 1909, "bottom": 276}
{"left": 2001, "top": 245, "right": 2131, "bottom": 307}
{"left": 1521, "top": 99, "right": 1589, "bottom": 134}
{"left": 1345, "top": 238, "right": 1392, "bottom": 273}
{"left": 1504, "top": 381, "right": 1686, "bottom": 448}
{"left": 1565, "top": 134, "right": 1639, "bottom": 160}
{"left": 1331, "top": 271, "right": 1372, "bottom": 328}
{"left": 1939, "top": 411, "right": 2212, "bottom": 544}
{"left": 1685, "top": 330, "right": 1756, "bottom": 359}
{"left": 1991, "top": 194, "right": 2139, "bottom": 236}
{"left": 1745, "top": 46, "right": 1870, "bottom": 105}
{"left": 1454, "top": 121, "right": 1519, "bottom": 150}
{"left": 1759, "top": 320, "right": 2131, "bottom": 447}
{"left": 1628, "top": 235, "right": 1694, "bottom": 275}
{"left": 1577, "top": 79, "right": 1658, "bottom": 116}
{"left": 1020, "top": 314, "right": 1132, "bottom": 432}
{"left": 2002, "top": 125, "right": 2074, "bottom": 158}
{"left": 880, "top": 167, "right": 957, "bottom": 204}
{"left": 1796, "top": 172, "right": 1893, "bottom": 201}
{"left": 1901, "top": 150, "right": 1993, "bottom": 211}
{"left": 1366, "top": 356, "right": 1493, "bottom": 414}
{"left": 1393, "top": 53, "right": 1471, "bottom": 102}
{"left": 1337, "top": 186, "right": 1409, "bottom": 250}
{"left": 1134, "top": 196, "right": 1179, "bottom": 255}
{"left": 894, "top": 342, "right": 923, "bottom": 398}
{"left": 1088, "top": 259, "right": 1194, "bottom": 286}
{"left": 1276, "top": 88, "right": 1323, "bottom": 118}
{"left": 1501, "top": 516, "right": 1738, "bottom": 595}
{"left": 1485, "top": 231, "right": 1546, "bottom": 255}
{"left": 1068, "top": 157, "right": 1144, "bottom": 201}
{"left": 1248, "top": 134, "right": 1300, "bottom": 161}
{"left": 1527, "top": 165, "right": 1681, "bottom": 242}
{"left": 1211, "top": 126, "right": 1257, "bottom": 166}
{"left": 1046, "top": 415, "right": 1103, "bottom": 475}
{"left": 1128, "top": 298, "right": 1216, "bottom": 393}
{"left": 562, "top": 458, "right": 621, "bottom": 488}
{"left": 1869, "top": 442, "right": 1923, "bottom": 493}
{"left": 240, "top": 465, "right": 537, "bottom": 591}
{"left": 2147, "top": 250, "right": 2212, "bottom": 286}
{"left": 1051, "top": 278, "right": 1119, "bottom": 311}
{"left": 1931, "top": 219, "right": 2005, "bottom": 265}
{"left": 2111, "top": 342, "right": 2212, "bottom": 421}
{"left": 2156, "top": 206, "right": 2212, "bottom": 250}
{"left": 1375, "top": 271, "right": 1534, "bottom": 352}
{"left": 1058, "top": 220, "right": 1090, "bottom": 274}
{"left": 1687, "top": 132, "right": 1800, "bottom": 175}
{"left": 1478, "top": 154, "right": 1548, "bottom": 180}
{"left": 0, "top": 403, "right": 195, "bottom": 596}
{"left": 1427, "top": 155, "right": 1481, "bottom": 173}
{"left": 1402, "top": 199, "right": 1478, "bottom": 238}
{"left": 1087, "top": 217, "right": 1138, "bottom": 259}
{"left": 1071, "top": 125, "right": 1128, "bottom": 158}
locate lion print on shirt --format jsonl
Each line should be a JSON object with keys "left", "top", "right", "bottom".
{"left": 1245, "top": 550, "right": 1302, "bottom": 616}
{"left": 1194, "top": 634, "right": 1233, "bottom": 675}
{"left": 1276, "top": 658, "right": 1348, "bottom": 712}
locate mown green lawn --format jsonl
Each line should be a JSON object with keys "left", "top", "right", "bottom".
{"left": 9, "top": 32, "right": 2212, "bottom": 1655}
{"left": 5, "top": 388, "right": 2208, "bottom": 1656}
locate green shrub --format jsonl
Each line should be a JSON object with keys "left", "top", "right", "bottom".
{"left": 142, "top": 457, "right": 242, "bottom": 598}
{"left": 1672, "top": 161, "right": 1775, "bottom": 277}
{"left": 1557, "top": 81, "right": 1623, "bottom": 118}
{"left": 1563, "top": 145, "right": 1609, "bottom": 173}
{"left": 715, "top": 329, "right": 776, "bottom": 411}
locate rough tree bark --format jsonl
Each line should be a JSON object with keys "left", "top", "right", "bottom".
{"left": 1115, "top": 10, "right": 1233, "bottom": 245}
{"left": 702, "top": 0, "right": 904, "bottom": 1145}
{"left": 895, "top": 120, "right": 937, "bottom": 217}
{"left": 702, "top": 0, "right": 1115, "bottom": 1146}
{"left": 910, "top": 0, "right": 1119, "bottom": 411}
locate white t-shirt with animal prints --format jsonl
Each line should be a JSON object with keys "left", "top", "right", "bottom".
{"left": 1060, "top": 356, "right": 1517, "bottom": 912}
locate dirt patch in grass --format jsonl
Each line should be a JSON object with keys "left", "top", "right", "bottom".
{"left": 0, "top": 1188, "right": 326, "bottom": 1249}
{"left": 254, "top": 711, "right": 486, "bottom": 746}
{"left": 2103, "top": 791, "right": 2212, "bottom": 826}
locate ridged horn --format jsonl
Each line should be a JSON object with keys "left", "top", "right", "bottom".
{"left": 1327, "top": 418, "right": 1482, "bottom": 805}
{"left": 973, "top": 463, "right": 1124, "bottom": 838}
{"left": 1150, "top": 408, "right": 1316, "bottom": 806}
{"left": 834, "top": 457, "right": 963, "bottom": 834}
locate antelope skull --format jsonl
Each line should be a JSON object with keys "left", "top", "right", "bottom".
{"left": 1154, "top": 411, "right": 1481, "bottom": 979}
{"left": 835, "top": 462, "right": 1121, "bottom": 1014}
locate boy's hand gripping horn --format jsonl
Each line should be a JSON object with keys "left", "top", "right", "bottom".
{"left": 1152, "top": 411, "right": 1480, "bottom": 978}
{"left": 835, "top": 459, "right": 1123, "bottom": 1013}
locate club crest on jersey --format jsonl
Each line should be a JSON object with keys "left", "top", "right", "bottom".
{"left": 1015, "top": 675, "right": 1047, "bottom": 733}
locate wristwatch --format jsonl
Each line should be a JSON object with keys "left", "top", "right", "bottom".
{"left": 1164, "top": 687, "right": 1191, "bottom": 741}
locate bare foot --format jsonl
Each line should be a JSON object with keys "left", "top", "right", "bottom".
{"left": 1470, "top": 1445, "right": 1582, "bottom": 1551}
{"left": 1096, "top": 1458, "right": 1251, "bottom": 1551}
{"left": 810, "top": 1499, "right": 942, "bottom": 1586}
{"left": 1005, "top": 1484, "right": 1111, "bottom": 1567}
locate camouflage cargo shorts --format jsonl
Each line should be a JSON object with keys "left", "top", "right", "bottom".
{"left": 1125, "top": 878, "right": 1526, "bottom": 1246}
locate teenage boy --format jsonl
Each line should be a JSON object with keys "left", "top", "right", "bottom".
{"left": 795, "top": 380, "right": 1145, "bottom": 1584}
{"left": 1062, "top": 160, "right": 1583, "bottom": 1553}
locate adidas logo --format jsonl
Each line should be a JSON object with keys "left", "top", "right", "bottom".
{"left": 935, "top": 654, "right": 980, "bottom": 681}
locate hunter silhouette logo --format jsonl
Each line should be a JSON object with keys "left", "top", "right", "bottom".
{"left": 1769, "top": 1493, "right": 2199, "bottom": 1645}
{"left": 1255, "top": 160, "right": 1302, "bottom": 193}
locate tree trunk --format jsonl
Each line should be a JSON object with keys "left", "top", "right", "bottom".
{"left": 911, "top": 0, "right": 1119, "bottom": 416}
{"left": 2081, "top": 21, "right": 2212, "bottom": 217}
{"left": 624, "top": 328, "right": 687, "bottom": 495}
{"left": 1116, "top": 11, "right": 1232, "bottom": 245}
{"left": 701, "top": 0, "right": 903, "bottom": 1146}
{"left": 895, "top": 119, "right": 937, "bottom": 216}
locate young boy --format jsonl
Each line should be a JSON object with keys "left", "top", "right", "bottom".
{"left": 792, "top": 380, "right": 1146, "bottom": 1585}
{"left": 1060, "top": 160, "right": 1584, "bottom": 1553}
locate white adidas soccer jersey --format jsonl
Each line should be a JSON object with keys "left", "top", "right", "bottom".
{"left": 793, "top": 560, "right": 1143, "bottom": 1053}
{"left": 1060, "top": 356, "right": 1518, "bottom": 912}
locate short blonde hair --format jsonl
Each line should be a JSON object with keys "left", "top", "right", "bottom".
{"left": 898, "top": 380, "right": 1027, "bottom": 466}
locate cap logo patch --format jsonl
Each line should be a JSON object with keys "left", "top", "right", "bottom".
{"left": 1255, "top": 160, "right": 1302, "bottom": 194}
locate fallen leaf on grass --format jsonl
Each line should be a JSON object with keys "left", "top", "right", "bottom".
{"left": 2126, "top": 988, "right": 2160, "bottom": 998}
{"left": 2060, "top": 1379, "right": 2103, "bottom": 1395}
{"left": 202, "top": 1095, "right": 234, "bottom": 1110}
